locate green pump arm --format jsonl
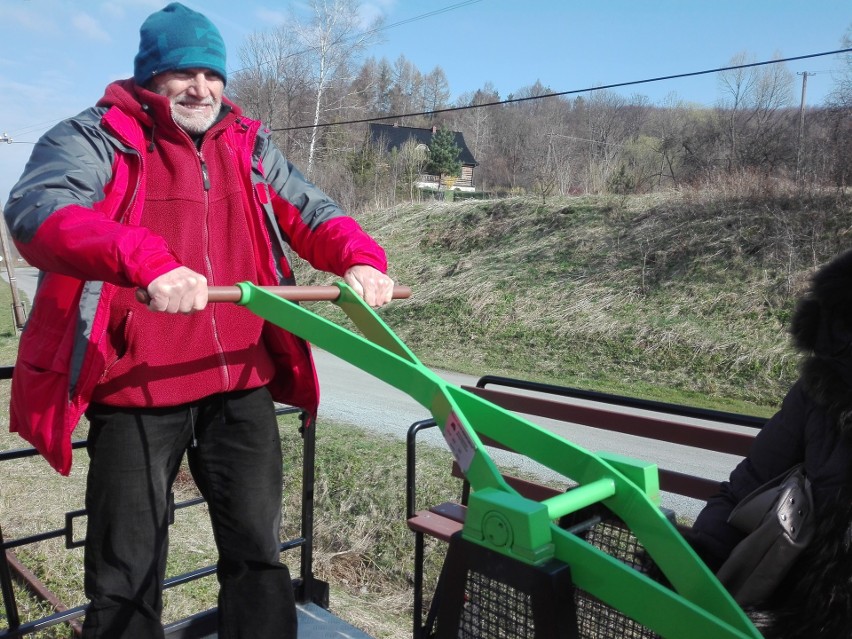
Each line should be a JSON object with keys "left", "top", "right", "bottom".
{"left": 215, "top": 282, "right": 761, "bottom": 639}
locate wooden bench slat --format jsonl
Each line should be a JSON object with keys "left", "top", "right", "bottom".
{"left": 408, "top": 510, "right": 463, "bottom": 542}
{"left": 463, "top": 385, "right": 755, "bottom": 456}
{"left": 430, "top": 502, "right": 466, "bottom": 523}
{"left": 451, "top": 461, "right": 565, "bottom": 502}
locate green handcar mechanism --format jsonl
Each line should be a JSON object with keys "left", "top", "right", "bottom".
{"left": 218, "top": 282, "right": 761, "bottom": 639}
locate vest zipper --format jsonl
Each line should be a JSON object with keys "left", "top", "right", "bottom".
{"left": 198, "top": 151, "right": 211, "bottom": 191}
{"left": 197, "top": 146, "right": 230, "bottom": 390}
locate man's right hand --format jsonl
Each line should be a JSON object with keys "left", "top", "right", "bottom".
{"left": 144, "top": 266, "right": 208, "bottom": 313}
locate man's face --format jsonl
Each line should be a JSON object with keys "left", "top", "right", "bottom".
{"left": 150, "top": 68, "right": 224, "bottom": 135}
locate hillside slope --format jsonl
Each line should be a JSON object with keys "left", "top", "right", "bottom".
{"left": 298, "top": 189, "right": 852, "bottom": 414}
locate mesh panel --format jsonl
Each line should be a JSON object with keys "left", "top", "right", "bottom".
{"left": 570, "top": 515, "right": 662, "bottom": 639}
{"left": 427, "top": 508, "right": 669, "bottom": 638}
{"left": 457, "top": 570, "right": 535, "bottom": 638}
{"left": 575, "top": 592, "right": 658, "bottom": 639}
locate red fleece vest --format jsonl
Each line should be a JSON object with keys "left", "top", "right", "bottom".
{"left": 91, "top": 118, "right": 276, "bottom": 406}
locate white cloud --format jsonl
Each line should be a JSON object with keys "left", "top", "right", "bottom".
{"left": 99, "top": 0, "right": 162, "bottom": 16}
{"left": 254, "top": 8, "right": 288, "bottom": 28}
{"left": 0, "top": 5, "right": 61, "bottom": 36}
{"left": 360, "top": 0, "right": 395, "bottom": 28}
{"left": 72, "top": 13, "right": 112, "bottom": 44}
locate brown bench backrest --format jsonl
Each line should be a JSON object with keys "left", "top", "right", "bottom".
{"left": 461, "top": 385, "right": 759, "bottom": 501}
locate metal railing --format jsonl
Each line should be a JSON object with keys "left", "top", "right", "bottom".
{"left": 0, "top": 365, "right": 327, "bottom": 638}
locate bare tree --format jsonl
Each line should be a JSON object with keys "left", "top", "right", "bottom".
{"left": 450, "top": 84, "right": 499, "bottom": 190}
{"left": 717, "top": 51, "right": 794, "bottom": 173}
{"left": 230, "top": 29, "right": 313, "bottom": 161}
{"left": 290, "top": 0, "right": 384, "bottom": 176}
{"left": 422, "top": 67, "right": 451, "bottom": 120}
{"left": 393, "top": 139, "right": 429, "bottom": 201}
{"left": 389, "top": 55, "right": 424, "bottom": 125}
{"left": 521, "top": 92, "right": 573, "bottom": 201}
{"left": 581, "top": 90, "right": 636, "bottom": 193}
{"left": 486, "top": 81, "right": 555, "bottom": 193}
{"left": 348, "top": 57, "right": 394, "bottom": 117}
{"left": 644, "top": 93, "right": 698, "bottom": 188}
{"left": 827, "top": 26, "right": 852, "bottom": 109}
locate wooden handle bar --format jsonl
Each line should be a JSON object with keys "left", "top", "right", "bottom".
{"left": 137, "top": 285, "right": 411, "bottom": 304}
{"left": 207, "top": 285, "right": 411, "bottom": 303}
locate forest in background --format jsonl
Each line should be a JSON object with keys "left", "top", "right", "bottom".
{"left": 225, "top": 0, "right": 852, "bottom": 215}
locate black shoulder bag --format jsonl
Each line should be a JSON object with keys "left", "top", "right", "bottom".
{"left": 715, "top": 464, "right": 814, "bottom": 607}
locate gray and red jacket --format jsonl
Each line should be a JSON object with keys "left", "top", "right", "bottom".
{"left": 4, "top": 79, "right": 387, "bottom": 475}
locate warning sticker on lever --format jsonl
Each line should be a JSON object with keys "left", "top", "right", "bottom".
{"left": 443, "top": 412, "right": 476, "bottom": 474}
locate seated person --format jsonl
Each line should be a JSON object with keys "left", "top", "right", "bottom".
{"left": 686, "top": 248, "right": 852, "bottom": 638}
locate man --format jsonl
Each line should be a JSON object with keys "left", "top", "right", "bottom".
{"left": 4, "top": 3, "right": 394, "bottom": 637}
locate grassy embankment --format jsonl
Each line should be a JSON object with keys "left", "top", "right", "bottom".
{"left": 305, "top": 186, "right": 851, "bottom": 413}
{"left": 1, "top": 186, "right": 850, "bottom": 636}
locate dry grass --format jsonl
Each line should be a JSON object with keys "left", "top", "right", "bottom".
{"left": 321, "top": 187, "right": 851, "bottom": 411}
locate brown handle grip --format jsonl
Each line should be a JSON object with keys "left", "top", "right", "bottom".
{"left": 207, "top": 285, "right": 411, "bottom": 303}
{"left": 136, "top": 285, "right": 411, "bottom": 304}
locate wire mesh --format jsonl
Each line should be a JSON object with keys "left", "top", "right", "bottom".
{"left": 426, "top": 506, "right": 669, "bottom": 638}
{"left": 457, "top": 570, "right": 535, "bottom": 638}
{"left": 567, "top": 510, "right": 664, "bottom": 639}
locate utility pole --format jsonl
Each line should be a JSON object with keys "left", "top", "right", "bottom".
{"left": 0, "top": 201, "right": 27, "bottom": 332}
{"left": 795, "top": 71, "right": 811, "bottom": 185}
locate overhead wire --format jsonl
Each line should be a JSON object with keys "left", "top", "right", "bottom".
{"left": 4, "top": 38, "right": 850, "bottom": 140}
{"left": 222, "top": 1, "right": 486, "bottom": 79}
{"left": 272, "top": 47, "right": 852, "bottom": 131}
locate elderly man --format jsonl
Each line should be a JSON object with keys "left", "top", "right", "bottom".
{"left": 4, "top": 3, "right": 394, "bottom": 637}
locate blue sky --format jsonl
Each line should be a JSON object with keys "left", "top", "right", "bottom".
{"left": 0, "top": 0, "right": 849, "bottom": 201}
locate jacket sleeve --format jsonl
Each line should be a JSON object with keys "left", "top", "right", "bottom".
{"left": 686, "top": 382, "right": 808, "bottom": 570}
{"left": 4, "top": 111, "right": 181, "bottom": 288}
{"left": 258, "top": 136, "right": 387, "bottom": 276}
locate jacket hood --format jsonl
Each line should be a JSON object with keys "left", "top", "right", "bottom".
{"left": 98, "top": 79, "right": 152, "bottom": 126}
{"left": 791, "top": 248, "right": 852, "bottom": 430}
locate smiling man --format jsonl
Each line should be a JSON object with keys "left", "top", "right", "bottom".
{"left": 3, "top": 3, "right": 395, "bottom": 638}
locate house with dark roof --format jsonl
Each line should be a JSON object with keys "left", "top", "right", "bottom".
{"left": 368, "top": 123, "right": 478, "bottom": 192}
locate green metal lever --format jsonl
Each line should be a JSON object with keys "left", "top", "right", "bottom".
{"left": 229, "top": 282, "right": 761, "bottom": 639}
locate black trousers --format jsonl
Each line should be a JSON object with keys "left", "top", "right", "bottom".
{"left": 81, "top": 387, "right": 297, "bottom": 638}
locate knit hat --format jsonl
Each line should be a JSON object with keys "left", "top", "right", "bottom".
{"left": 133, "top": 3, "right": 227, "bottom": 86}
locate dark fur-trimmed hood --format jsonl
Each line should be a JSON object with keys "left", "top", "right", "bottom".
{"left": 790, "top": 249, "right": 852, "bottom": 431}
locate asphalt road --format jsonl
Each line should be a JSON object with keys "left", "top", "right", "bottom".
{"left": 2, "top": 267, "right": 746, "bottom": 520}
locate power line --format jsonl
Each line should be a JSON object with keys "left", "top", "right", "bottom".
{"left": 5, "top": 47, "right": 850, "bottom": 142}
{"left": 366, "top": 0, "right": 484, "bottom": 34}
{"left": 228, "top": 0, "right": 484, "bottom": 77}
{"left": 273, "top": 47, "right": 852, "bottom": 131}
{"left": 6, "top": 120, "right": 64, "bottom": 139}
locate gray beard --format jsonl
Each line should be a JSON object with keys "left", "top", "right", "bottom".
{"left": 171, "top": 101, "right": 222, "bottom": 135}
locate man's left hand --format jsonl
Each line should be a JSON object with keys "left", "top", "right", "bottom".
{"left": 343, "top": 265, "right": 394, "bottom": 308}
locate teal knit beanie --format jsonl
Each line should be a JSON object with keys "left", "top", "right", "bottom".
{"left": 133, "top": 3, "right": 227, "bottom": 86}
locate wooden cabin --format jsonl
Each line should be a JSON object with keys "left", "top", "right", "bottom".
{"left": 368, "top": 123, "right": 478, "bottom": 192}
